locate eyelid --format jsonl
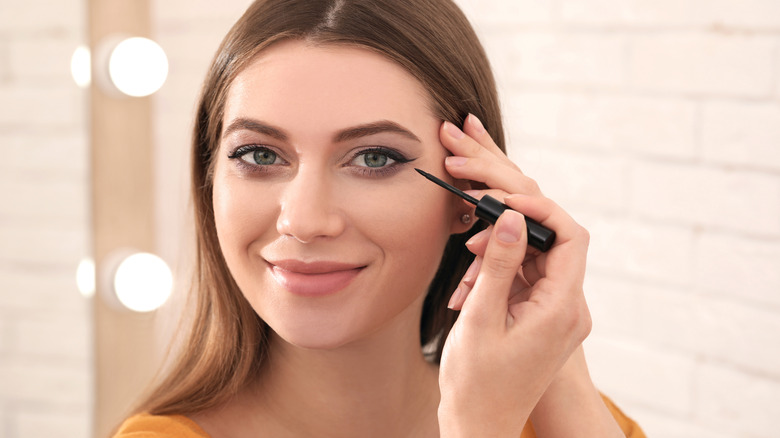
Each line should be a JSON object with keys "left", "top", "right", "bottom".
{"left": 346, "top": 146, "right": 418, "bottom": 179}
{"left": 227, "top": 144, "right": 287, "bottom": 162}
{"left": 349, "top": 146, "right": 414, "bottom": 164}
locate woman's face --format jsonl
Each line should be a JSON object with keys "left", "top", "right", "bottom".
{"left": 213, "top": 40, "right": 467, "bottom": 350}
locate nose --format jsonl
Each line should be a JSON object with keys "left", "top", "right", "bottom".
{"left": 276, "top": 168, "right": 346, "bottom": 243}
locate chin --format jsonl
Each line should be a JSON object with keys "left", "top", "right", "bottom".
{"left": 266, "top": 314, "right": 368, "bottom": 352}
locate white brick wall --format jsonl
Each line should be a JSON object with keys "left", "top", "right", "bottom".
{"left": 630, "top": 34, "right": 776, "bottom": 97}
{"left": 0, "top": 0, "right": 92, "bottom": 435}
{"left": 629, "top": 161, "right": 780, "bottom": 235}
{"left": 695, "top": 232, "right": 780, "bottom": 307}
{"left": 702, "top": 100, "right": 780, "bottom": 171}
{"left": 145, "top": 1, "right": 780, "bottom": 437}
{"left": 511, "top": 33, "right": 627, "bottom": 88}
{"left": 456, "top": 1, "right": 780, "bottom": 436}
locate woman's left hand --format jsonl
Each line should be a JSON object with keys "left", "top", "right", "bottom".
{"left": 436, "top": 115, "right": 623, "bottom": 437}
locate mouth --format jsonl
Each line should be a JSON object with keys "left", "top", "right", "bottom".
{"left": 266, "top": 259, "right": 366, "bottom": 296}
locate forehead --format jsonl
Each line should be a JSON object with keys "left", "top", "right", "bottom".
{"left": 223, "top": 39, "right": 435, "bottom": 130}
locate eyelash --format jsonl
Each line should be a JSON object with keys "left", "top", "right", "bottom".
{"left": 347, "top": 147, "right": 416, "bottom": 177}
{"left": 226, "top": 145, "right": 416, "bottom": 177}
{"left": 227, "top": 145, "right": 285, "bottom": 174}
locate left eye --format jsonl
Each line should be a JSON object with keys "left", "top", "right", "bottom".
{"left": 246, "top": 149, "right": 278, "bottom": 165}
{"left": 359, "top": 152, "right": 392, "bottom": 168}
{"left": 352, "top": 149, "right": 398, "bottom": 168}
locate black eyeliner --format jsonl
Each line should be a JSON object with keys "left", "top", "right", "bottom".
{"left": 356, "top": 146, "right": 415, "bottom": 164}
{"left": 227, "top": 144, "right": 271, "bottom": 159}
{"left": 415, "top": 168, "right": 556, "bottom": 252}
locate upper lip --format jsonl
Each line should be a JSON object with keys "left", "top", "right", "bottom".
{"left": 266, "top": 259, "right": 366, "bottom": 274}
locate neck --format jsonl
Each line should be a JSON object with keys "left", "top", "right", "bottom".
{"left": 249, "top": 302, "right": 440, "bottom": 437}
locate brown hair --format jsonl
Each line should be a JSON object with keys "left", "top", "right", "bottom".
{"left": 139, "top": 0, "right": 505, "bottom": 416}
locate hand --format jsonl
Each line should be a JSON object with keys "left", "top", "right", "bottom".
{"left": 436, "top": 115, "right": 592, "bottom": 437}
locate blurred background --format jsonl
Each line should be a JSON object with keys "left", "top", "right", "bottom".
{"left": 1, "top": 0, "right": 778, "bottom": 436}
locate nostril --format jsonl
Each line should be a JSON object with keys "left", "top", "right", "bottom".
{"left": 275, "top": 201, "right": 346, "bottom": 243}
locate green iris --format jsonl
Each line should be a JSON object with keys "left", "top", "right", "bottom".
{"left": 363, "top": 152, "right": 388, "bottom": 168}
{"left": 253, "top": 149, "right": 277, "bottom": 165}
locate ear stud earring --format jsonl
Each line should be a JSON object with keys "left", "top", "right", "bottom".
{"left": 461, "top": 214, "right": 472, "bottom": 224}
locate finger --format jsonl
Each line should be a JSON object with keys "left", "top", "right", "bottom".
{"left": 440, "top": 121, "right": 517, "bottom": 168}
{"left": 465, "top": 228, "right": 490, "bottom": 256}
{"left": 453, "top": 268, "right": 532, "bottom": 312}
{"left": 469, "top": 229, "right": 537, "bottom": 289}
{"left": 460, "top": 210, "right": 528, "bottom": 327}
{"left": 503, "top": 194, "right": 589, "bottom": 287}
{"left": 440, "top": 120, "right": 544, "bottom": 197}
{"left": 462, "top": 113, "right": 505, "bottom": 158}
{"left": 448, "top": 256, "right": 482, "bottom": 311}
{"left": 446, "top": 156, "right": 542, "bottom": 197}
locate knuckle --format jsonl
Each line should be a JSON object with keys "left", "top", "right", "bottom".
{"left": 580, "top": 309, "right": 593, "bottom": 341}
{"left": 521, "top": 178, "right": 541, "bottom": 196}
{"left": 555, "top": 297, "right": 591, "bottom": 343}
{"left": 576, "top": 225, "right": 591, "bottom": 245}
{"left": 465, "top": 138, "right": 484, "bottom": 155}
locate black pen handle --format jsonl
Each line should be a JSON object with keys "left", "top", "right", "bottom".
{"left": 475, "top": 195, "right": 556, "bottom": 252}
{"left": 414, "top": 168, "right": 556, "bottom": 252}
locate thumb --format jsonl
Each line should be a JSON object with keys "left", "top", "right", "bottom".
{"left": 460, "top": 210, "right": 527, "bottom": 327}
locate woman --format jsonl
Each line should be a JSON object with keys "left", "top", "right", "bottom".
{"left": 116, "top": 0, "right": 645, "bottom": 436}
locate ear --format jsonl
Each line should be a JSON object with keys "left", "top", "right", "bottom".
{"left": 449, "top": 178, "right": 476, "bottom": 234}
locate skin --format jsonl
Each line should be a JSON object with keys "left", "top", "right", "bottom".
{"left": 204, "top": 39, "right": 468, "bottom": 437}
{"left": 198, "top": 39, "right": 625, "bottom": 437}
{"left": 437, "top": 118, "right": 625, "bottom": 437}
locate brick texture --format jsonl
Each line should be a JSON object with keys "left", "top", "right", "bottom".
{"left": 702, "top": 100, "right": 780, "bottom": 172}
{"left": 4, "top": 0, "right": 775, "bottom": 436}
{"left": 630, "top": 34, "right": 776, "bottom": 97}
{"left": 0, "top": 0, "right": 91, "bottom": 436}
{"left": 456, "top": 1, "right": 780, "bottom": 436}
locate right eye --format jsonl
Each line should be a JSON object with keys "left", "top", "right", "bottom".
{"left": 228, "top": 145, "right": 284, "bottom": 166}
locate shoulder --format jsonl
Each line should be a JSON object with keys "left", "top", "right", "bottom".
{"left": 114, "top": 413, "right": 211, "bottom": 438}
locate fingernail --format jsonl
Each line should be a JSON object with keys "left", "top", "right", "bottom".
{"left": 448, "top": 287, "right": 464, "bottom": 309}
{"left": 496, "top": 211, "right": 523, "bottom": 243}
{"left": 465, "top": 230, "right": 488, "bottom": 247}
{"left": 462, "top": 258, "right": 480, "bottom": 283}
{"left": 449, "top": 283, "right": 472, "bottom": 309}
{"left": 464, "top": 190, "right": 482, "bottom": 200}
{"left": 445, "top": 156, "right": 467, "bottom": 167}
{"left": 444, "top": 121, "right": 465, "bottom": 139}
{"left": 468, "top": 113, "right": 485, "bottom": 134}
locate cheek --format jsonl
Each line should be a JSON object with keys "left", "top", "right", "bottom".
{"left": 212, "top": 175, "right": 276, "bottom": 260}
{"left": 341, "top": 181, "right": 454, "bottom": 267}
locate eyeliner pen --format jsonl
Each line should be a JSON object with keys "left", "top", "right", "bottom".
{"left": 415, "top": 168, "right": 556, "bottom": 252}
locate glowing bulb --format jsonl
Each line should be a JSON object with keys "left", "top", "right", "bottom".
{"left": 70, "top": 45, "right": 91, "bottom": 88}
{"left": 76, "top": 258, "right": 96, "bottom": 298}
{"left": 112, "top": 252, "right": 172, "bottom": 312}
{"left": 107, "top": 37, "right": 168, "bottom": 97}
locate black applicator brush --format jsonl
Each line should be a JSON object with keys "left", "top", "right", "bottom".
{"left": 415, "top": 168, "right": 556, "bottom": 252}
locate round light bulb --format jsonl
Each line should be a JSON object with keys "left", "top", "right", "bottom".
{"left": 108, "top": 37, "right": 168, "bottom": 97}
{"left": 76, "top": 258, "right": 96, "bottom": 298}
{"left": 112, "top": 252, "right": 173, "bottom": 312}
{"left": 70, "top": 45, "right": 91, "bottom": 88}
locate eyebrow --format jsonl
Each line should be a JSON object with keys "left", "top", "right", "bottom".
{"left": 222, "top": 118, "right": 421, "bottom": 143}
{"left": 333, "top": 120, "right": 421, "bottom": 143}
{"left": 222, "top": 118, "right": 288, "bottom": 141}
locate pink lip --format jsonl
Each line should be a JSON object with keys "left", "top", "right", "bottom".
{"left": 267, "top": 260, "right": 365, "bottom": 296}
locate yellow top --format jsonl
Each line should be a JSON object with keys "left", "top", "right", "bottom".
{"left": 116, "top": 395, "right": 645, "bottom": 437}
{"left": 115, "top": 414, "right": 209, "bottom": 437}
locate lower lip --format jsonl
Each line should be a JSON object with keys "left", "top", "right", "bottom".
{"left": 269, "top": 266, "right": 363, "bottom": 296}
